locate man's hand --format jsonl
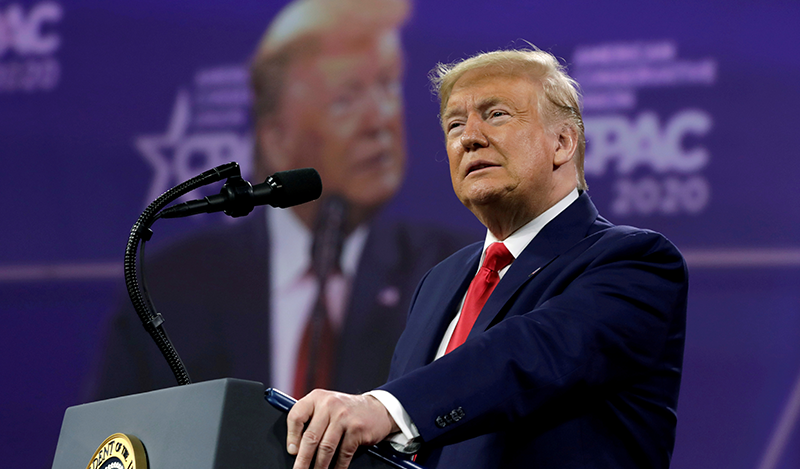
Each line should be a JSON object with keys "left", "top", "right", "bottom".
{"left": 287, "top": 390, "right": 400, "bottom": 469}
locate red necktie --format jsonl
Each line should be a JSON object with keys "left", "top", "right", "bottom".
{"left": 445, "top": 242, "right": 514, "bottom": 354}
{"left": 292, "top": 197, "right": 346, "bottom": 398}
{"left": 292, "top": 283, "right": 337, "bottom": 398}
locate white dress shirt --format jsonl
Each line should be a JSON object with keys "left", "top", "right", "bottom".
{"left": 267, "top": 206, "right": 369, "bottom": 392}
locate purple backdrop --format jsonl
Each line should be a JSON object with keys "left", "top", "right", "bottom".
{"left": 2, "top": 0, "right": 799, "bottom": 467}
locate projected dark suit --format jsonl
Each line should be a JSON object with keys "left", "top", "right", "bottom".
{"left": 90, "top": 207, "right": 471, "bottom": 400}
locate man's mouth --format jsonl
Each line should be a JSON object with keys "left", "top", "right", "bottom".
{"left": 466, "top": 161, "right": 499, "bottom": 176}
{"left": 356, "top": 150, "right": 394, "bottom": 171}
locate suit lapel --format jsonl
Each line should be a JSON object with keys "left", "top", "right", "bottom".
{"left": 468, "top": 193, "right": 600, "bottom": 338}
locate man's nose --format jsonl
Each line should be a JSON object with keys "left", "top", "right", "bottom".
{"left": 460, "top": 116, "right": 489, "bottom": 150}
{"left": 363, "top": 83, "right": 400, "bottom": 125}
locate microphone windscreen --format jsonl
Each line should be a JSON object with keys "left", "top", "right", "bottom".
{"left": 271, "top": 168, "right": 323, "bottom": 208}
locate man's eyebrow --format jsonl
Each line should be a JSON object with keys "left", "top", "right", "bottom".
{"left": 476, "top": 96, "right": 506, "bottom": 112}
{"left": 443, "top": 96, "right": 508, "bottom": 121}
{"left": 442, "top": 105, "right": 464, "bottom": 123}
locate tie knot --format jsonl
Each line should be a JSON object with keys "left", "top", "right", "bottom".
{"left": 483, "top": 242, "right": 514, "bottom": 273}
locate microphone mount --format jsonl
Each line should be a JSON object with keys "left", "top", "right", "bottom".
{"left": 159, "top": 168, "right": 321, "bottom": 219}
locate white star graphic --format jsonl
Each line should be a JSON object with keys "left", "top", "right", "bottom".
{"left": 134, "top": 89, "right": 192, "bottom": 205}
{"left": 134, "top": 89, "right": 254, "bottom": 207}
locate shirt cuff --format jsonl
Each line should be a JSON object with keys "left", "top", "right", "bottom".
{"left": 365, "top": 390, "right": 422, "bottom": 453}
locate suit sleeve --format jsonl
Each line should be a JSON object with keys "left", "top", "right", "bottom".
{"left": 379, "top": 228, "right": 688, "bottom": 448}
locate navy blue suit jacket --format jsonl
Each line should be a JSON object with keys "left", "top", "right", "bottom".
{"left": 380, "top": 193, "right": 688, "bottom": 468}
{"left": 89, "top": 207, "right": 472, "bottom": 400}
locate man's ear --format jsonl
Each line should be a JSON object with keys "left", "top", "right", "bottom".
{"left": 553, "top": 123, "right": 578, "bottom": 167}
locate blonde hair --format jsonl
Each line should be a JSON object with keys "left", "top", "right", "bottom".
{"left": 431, "top": 47, "right": 587, "bottom": 190}
{"left": 248, "top": 0, "right": 410, "bottom": 178}
{"left": 250, "top": 0, "right": 410, "bottom": 120}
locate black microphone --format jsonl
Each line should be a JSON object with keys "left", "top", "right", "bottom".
{"left": 160, "top": 168, "right": 322, "bottom": 219}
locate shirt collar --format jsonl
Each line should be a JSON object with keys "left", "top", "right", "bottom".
{"left": 267, "top": 207, "right": 369, "bottom": 289}
{"left": 483, "top": 188, "right": 580, "bottom": 260}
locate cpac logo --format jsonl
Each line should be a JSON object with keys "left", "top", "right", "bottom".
{"left": 0, "top": 2, "right": 62, "bottom": 57}
{"left": 585, "top": 110, "right": 713, "bottom": 216}
{"left": 574, "top": 39, "right": 716, "bottom": 217}
{"left": 136, "top": 90, "right": 253, "bottom": 205}
{"left": 0, "top": 2, "right": 62, "bottom": 92}
{"left": 585, "top": 110, "right": 711, "bottom": 176}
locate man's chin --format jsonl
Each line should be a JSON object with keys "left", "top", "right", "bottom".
{"left": 458, "top": 183, "right": 509, "bottom": 209}
{"left": 344, "top": 173, "right": 402, "bottom": 202}
{"left": 334, "top": 186, "right": 398, "bottom": 220}
{"left": 345, "top": 191, "right": 395, "bottom": 211}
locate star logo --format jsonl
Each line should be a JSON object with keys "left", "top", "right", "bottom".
{"left": 135, "top": 89, "right": 253, "bottom": 206}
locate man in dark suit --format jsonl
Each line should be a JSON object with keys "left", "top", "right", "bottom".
{"left": 284, "top": 46, "right": 688, "bottom": 469}
{"left": 89, "top": 0, "right": 472, "bottom": 401}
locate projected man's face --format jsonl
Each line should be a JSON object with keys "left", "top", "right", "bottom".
{"left": 260, "top": 30, "right": 407, "bottom": 218}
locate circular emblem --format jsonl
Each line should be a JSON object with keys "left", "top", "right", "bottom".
{"left": 86, "top": 433, "right": 147, "bottom": 469}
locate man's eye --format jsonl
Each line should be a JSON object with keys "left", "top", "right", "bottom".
{"left": 448, "top": 122, "right": 462, "bottom": 131}
{"left": 491, "top": 110, "right": 507, "bottom": 118}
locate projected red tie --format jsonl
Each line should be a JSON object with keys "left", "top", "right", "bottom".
{"left": 292, "top": 197, "right": 346, "bottom": 398}
{"left": 445, "top": 242, "right": 514, "bottom": 354}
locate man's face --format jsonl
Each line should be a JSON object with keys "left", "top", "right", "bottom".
{"left": 443, "top": 69, "right": 564, "bottom": 226}
{"left": 262, "top": 31, "right": 406, "bottom": 213}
